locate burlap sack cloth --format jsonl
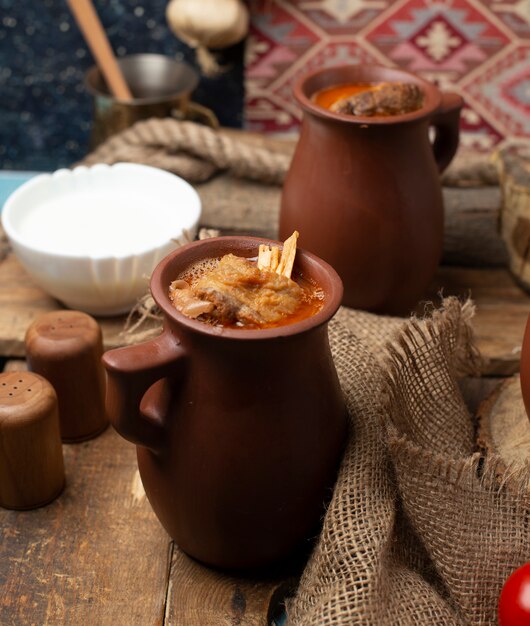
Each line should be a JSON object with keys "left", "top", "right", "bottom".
{"left": 286, "top": 298, "right": 530, "bottom": 626}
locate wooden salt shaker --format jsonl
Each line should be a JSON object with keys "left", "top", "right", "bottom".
{"left": 25, "top": 310, "right": 108, "bottom": 442}
{"left": 0, "top": 371, "right": 65, "bottom": 509}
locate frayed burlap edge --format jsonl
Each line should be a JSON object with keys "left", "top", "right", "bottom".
{"left": 287, "top": 301, "right": 469, "bottom": 626}
{"left": 383, "top": 298, "right": 530, "bottom": 625}
{"left": 288, "top": 297, "right": 530, "bottom": 626}
{"left": 386, "top": 298, "right": 482, "bottom": 380}
{"left": 383, "top": 297, "right": 482, "bottom": 457}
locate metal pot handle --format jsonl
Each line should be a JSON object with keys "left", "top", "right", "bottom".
{"left": 171, "top": 101, "right": 220, "bottom": 129}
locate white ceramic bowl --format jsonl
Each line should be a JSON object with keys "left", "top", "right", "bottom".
{"left": 1, "top": 163, "right": 201, "bottom": 316}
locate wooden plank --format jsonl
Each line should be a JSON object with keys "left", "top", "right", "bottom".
{"left": 0, "top": 248, "right": 129, "bottom": 357}
{"left": 165, "top": 548, "right": 296, "bottom": 626}
{"left": 199, "top": 178, "right": 508, "bottom": 268}
{"left": 443, "top": 187, "right": 507, "bottom": 267}
{"left": 1, "top": 251, "right": 526, "bottom": 374}
{"left": 426, "top": 266, "right": 528, "bottom": 375}
{"left": 198, "top": 174, "right": 279, "bottom": 240}
{"left": 0, "top": 377, "right": 171, "bottom": 626}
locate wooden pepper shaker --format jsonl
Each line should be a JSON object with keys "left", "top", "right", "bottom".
{"left": 0, "top": 371, "right": 65, "bottom": 509}
{"left": 25, "top": 310, "right": 108, "bottom": 442}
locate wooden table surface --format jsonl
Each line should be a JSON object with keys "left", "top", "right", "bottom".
{"left": 0, "top": 143, "right": 527, "bottom": 625}
{"left": 1, "top": 360, "right": 292, "bottom": 626}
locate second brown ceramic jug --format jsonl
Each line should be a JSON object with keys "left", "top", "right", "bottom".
{"left": 280, "top": 64, "right": 463, "bottom": 315}
{"left": 102, "top": 237, "right": 347, "bottom": 571}
{"left": 519, "top": 314, "right": 530, "bottom": 421}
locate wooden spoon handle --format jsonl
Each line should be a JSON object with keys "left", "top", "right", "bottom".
{"left": 67, "top": 0, "right": 132, "bottom": 100}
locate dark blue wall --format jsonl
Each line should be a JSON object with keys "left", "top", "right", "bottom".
{"left": 0, "top": 0, "right": 245, "bottom": 171}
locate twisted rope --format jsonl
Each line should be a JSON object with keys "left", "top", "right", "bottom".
{"left": 81, "top": 118, "right": 292, "bottom": 184}
{"left": 80, "top": 117, "right": 502, "bottom": 188}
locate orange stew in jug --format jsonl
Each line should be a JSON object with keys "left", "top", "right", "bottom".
{"left": 169, "top": 232, "right": 324, "bottom": 330}
{"left": 313, "top": 81, "right": 424, "bottom": 117}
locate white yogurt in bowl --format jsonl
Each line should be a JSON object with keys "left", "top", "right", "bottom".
{"left": 1, "top": 163, "right": 202, "bottom": 315}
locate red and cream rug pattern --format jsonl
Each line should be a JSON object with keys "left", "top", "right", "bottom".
{"left": 244, "top": 0, "right": 530, "bottom": 149}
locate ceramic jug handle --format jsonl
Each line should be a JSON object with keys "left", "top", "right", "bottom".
{"left": 102, "top": 329, "right": 187, "bottom": 452}
{"left": 430, "top": 92, "right": 464, "bottom": 173}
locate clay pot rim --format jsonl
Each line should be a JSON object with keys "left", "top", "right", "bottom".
{"left": 150, "top": 236, "right": 344, "bottom": 341}
{"left": 293, "top": 63, "right": 442, "bottom": 125}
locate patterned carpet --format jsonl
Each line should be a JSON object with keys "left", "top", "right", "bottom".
{"left": 244, "top": 0, "right": 530, "bottom": 150}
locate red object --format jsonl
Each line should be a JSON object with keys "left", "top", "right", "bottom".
{"left": 499, "top": 563, "right": 530, "bottom": 626}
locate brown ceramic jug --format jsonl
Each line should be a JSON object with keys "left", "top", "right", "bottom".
{"left": 280, "top": 64, "right": 463, "bottom": 315}
{"left": 102, "top": 236, "right": 347, "bottom": 571}
{"left": 519, "top": 315, "right": 530, "bottom": 420}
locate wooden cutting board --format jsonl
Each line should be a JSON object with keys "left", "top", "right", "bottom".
{"left": 478, "top": 376, "right": 530, "bottom": 467}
